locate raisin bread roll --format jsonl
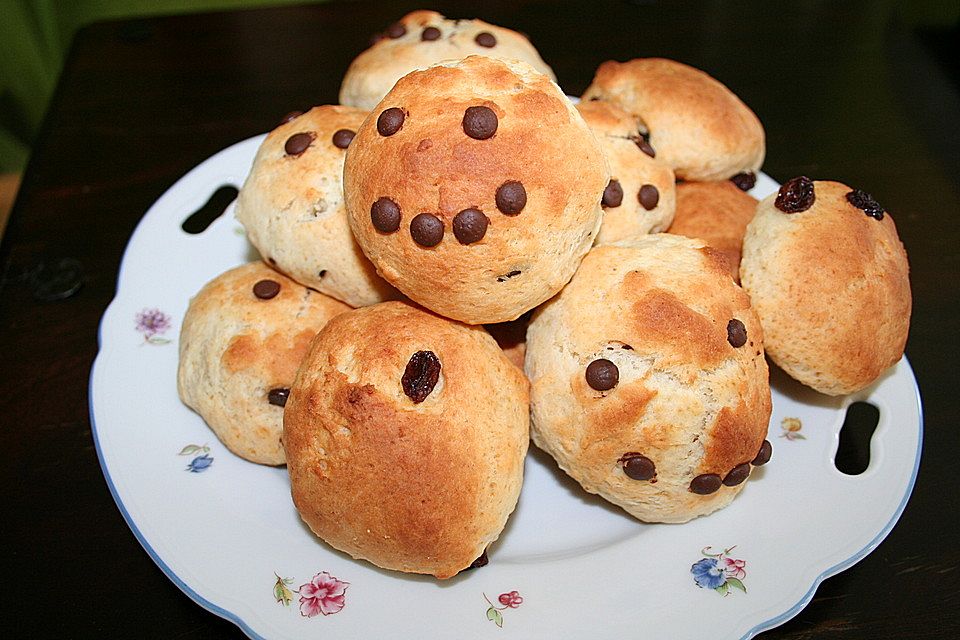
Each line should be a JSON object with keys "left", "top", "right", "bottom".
{"left": 740, "top": 178, "right": 911, "bottom": 395}
{"left": 284, "top": 301, "right": 529, "bottom": 578}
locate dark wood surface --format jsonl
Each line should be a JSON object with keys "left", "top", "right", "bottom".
{"left": 2, "top": 1, "right": 957, "bottom": 637}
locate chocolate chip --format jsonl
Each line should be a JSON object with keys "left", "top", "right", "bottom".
{"left": 731, "top": 172, "right": 757, "bottom": 191}
{"left": 371, "top": 197, "right": 401, "bottom": 233}
{"left": 846, "top": 189, "right": 885, "bottom": 220}
{"left": 620, "top": 453, "right": 656, "bottom": 481}
{"left": 585, "top": 358, "right": 619, "bottom": 391}
{"left": 332, "top": 129, "right": 355, "bottom": 149}
{"left": 727, "top": 319, "right": 747, "bottom": 348}
{"left": 752, "top": 440, "right": 772, "bottom": 466}
{"left": 279, "top": 110, "right": 303, "bottom": 125}
{"left": 421, "top": 26, "right": 441, "bottom": 41}
{"left": 602, "top": 180, "right": 623, "bottom": 208}
{"left": 638, "top": 184, "right": 659, "bottom": 210}
{"left": 690, "top": 474, "right": 722, "bottom": 495}
{"left": 497, "top": 270, "right": 521, "bottom": 282}
{"left": 462, "top": 106, "right": 498, "bottom": 140}
{"left": 775, "top": 176, "right": 815, "bottom": 213}
{"left": 453, "top": 208, "right": 489, "bottom": 244}
{"left": 632, "top": 134, "right": 656, "bottom": 158}
{"left": 722, "top": 463, "right": 751, "bottom": 487}
{"left": 386, "top": 22, "right": 406, "bottom": 38}
{"left": 318, "top": 270, "right": 327, "bottom": 278}
{"left": 496, "top": 181, "right": 526, "bottom": 215}
{"left": 402, "top": 350, "right": 441, "bottom": 403}
{"left": 475, "top": 32, "right": 496, "bottom": 47}
{"left": 284, "top": 132, "right": 315, "bottom": 156}
{"left": 410, "top": 213, "right": 444, "bottom": 247}
{"left": 267, "top": 257, "right": 277, "bottom": 265}
{"left": 253, "top": 279, "right": 281, "bottom": 299}
{"left": 377, "top": 107, "right": 405, "bottom": 136}
{"left": 267, "top": 387, "right": 290, "bottom": 407}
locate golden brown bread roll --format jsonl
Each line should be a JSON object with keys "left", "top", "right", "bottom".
{"left": 343, "top": 56, "right": 608, "bottom": 324}
{"left": 284, "top": 301, "right": 529, "bottom": 578}
{"left": 669, "top": 180, "right": 759, "bottom": 281}
{"left": 576, "top": 99, "right": 676, "bottom": 243}
{"left": 526, "top": 235, "right": 772, "bottom": 523}
{"left": 582, "top": 58, "right": 765, "bottom": 182}
{"left": 235, "top": 105, "right": 398, "bottom": 307}
{"left": 177, "top": 262, "right": 350, "bottom": 465}
{"left": 740, "top": 178, "right": 911, "bottom": 395}
{"left": 340, "top": 10, "right": 556, "bottom": 110}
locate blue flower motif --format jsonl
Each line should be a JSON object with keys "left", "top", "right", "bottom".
{"left": 186, "top": 454, "right": 214, "bottom": 472}
{"left": 691, "top": 557, "right": 726, "bottom": 589}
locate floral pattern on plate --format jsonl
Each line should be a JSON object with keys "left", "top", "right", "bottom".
{"left": 484, "top": 591, "right": 523, "bottom": 627}
{"left": 780, "top": 417, "right": 806, "bottom": 440}
{"left": 178, "top": 444, "right": 213, "bottom": 472}
{"left": 136, "top": 308, "right": 172, "bottom": 345}
{"left": 691, "top": 546, "right": 747, "bottom": 596}
{"left": 274, "top": 572, "right": 349, "bottom": 617}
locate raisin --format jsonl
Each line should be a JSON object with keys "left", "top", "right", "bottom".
{"left": 730, "top": 172, "right": 756, "bottom": 191}
{"left": 846, "top": 189, "right": 885, "bottom": 220}
{"left": 401, "top": 350, "right": 441, "bottom": 403}
{"left": 775, "top": 176, "right": 815, "bottom": 213}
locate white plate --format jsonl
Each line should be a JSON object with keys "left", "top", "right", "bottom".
{"left": 90, "top": 135, "right": 922, "bottom": 639}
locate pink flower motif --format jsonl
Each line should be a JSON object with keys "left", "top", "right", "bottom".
{"left": 298, "top": 572, "right": 349, "bottom": 617}
{"left": 722, "top": 557, "right": 747, "bottom": 580}
{"left": 135, "top": 308, "right": 171, "bottom": 338}
{"left": 498, "top": 591, "right": 523, "bottom": 608}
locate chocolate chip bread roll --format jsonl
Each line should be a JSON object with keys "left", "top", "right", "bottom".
{"left": 284, "top": 301, "right": 529, "bottom": 579}
{"left": 526, "top": 235, "right": 772, "bottom": 523}
{"left": 236, "top": 105, "right": 397, "bottom": 308}
{"left": 343, "top": 56, "right": 608, "bottom": 324}
{"left": 582, "top": 58, "right": 765, "bottom": 182}
{"left": 576, "top": 100, "right": 676, "bottom": 243}
{"left": 177, "top": 262, "right": 351, "bottom": 465}
{"left": 740, "top": 178, "right": 911, "bottom": 395}
{"left": 340, "top": 10, "right": 556, "bottom": 110}
{"left": 669, "top": 180, "right": 759, "bottom": 281}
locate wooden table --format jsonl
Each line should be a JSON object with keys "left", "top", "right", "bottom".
{"left": 2, "top": 1, "right": 957, "bottom": 637}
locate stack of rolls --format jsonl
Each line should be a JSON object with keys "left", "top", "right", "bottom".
{"left": 176, "top": 9, "right": 911, "bottom": 580}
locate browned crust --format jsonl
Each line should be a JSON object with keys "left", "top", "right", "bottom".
{"left": 284, "top": 301, "right": 529, "bottom": 578}
{"left": 343, "top": 56, "right": 607, "bottom": 324}
{"left": 741, "top": 180, "right": 911, "bottom": 394}
{"left": 177, "top": 261, "right": 351, "bottom": 465}
{"left": 576, "top": 100, "right": 677, "bottom": 241}
{"left": 339, "top": 10, "right": 556, "bottom": 110}
{"left": 670, "top": 180, "right": 759, "bottom": 281}
{"left": 581, "top": 58, "right": 765, "bottom": 181}
{"left": 526, "top": 236, "right": 771, "bottom": 522}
